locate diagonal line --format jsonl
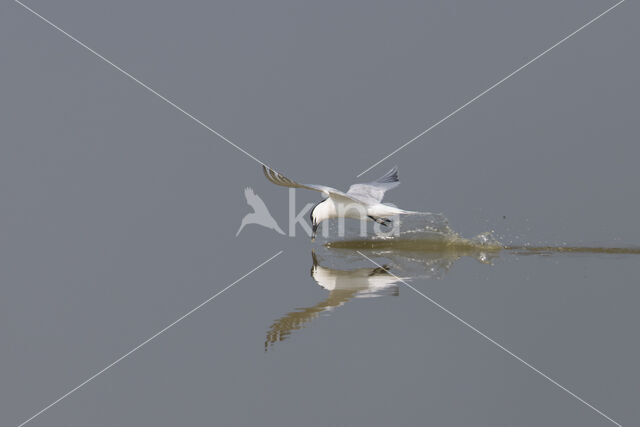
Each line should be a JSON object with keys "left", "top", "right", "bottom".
{"left": 17, "top": 250, "right": 284, "bottom": 427}
{"left": 357, "top": 0, "right": 626, "bottom": 177}
{"left": 14, "top": 0, "right": 270, "bottom": 169}
{"left": 357, "top": 251, "right": 622, "bottom": 427}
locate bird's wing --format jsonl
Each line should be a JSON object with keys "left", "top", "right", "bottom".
{"left": 263, "top": 165, "right": 366, "bottom": 204}
{"left": 244, "top": 187, "right": 270, "bottom": 213}
{"left": 346, "top": 166, "right": 400, "bottom": 204}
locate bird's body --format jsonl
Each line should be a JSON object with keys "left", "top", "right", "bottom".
{"left": 262, "top": 165, "right": 417, "bottom": 239}
{"left": 311, "top": 195, "right": 409, "bottom": 222}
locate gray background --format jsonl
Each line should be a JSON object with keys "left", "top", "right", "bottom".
{"left": 1, "top": 0, "right": 638, "bottom": 426}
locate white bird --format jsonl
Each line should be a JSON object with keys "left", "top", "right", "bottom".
{"left": 236, "top": 187, "right": 285, "bottom": 236}
{"left": 262, "top": 165, "right": 418, "bottom": 239}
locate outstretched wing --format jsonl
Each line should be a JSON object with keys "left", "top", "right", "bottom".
{"left": 346, "top": 166, "right": 400, "bottom": 204}
{"left": 262, "top": 165, "right": 366, "bottom": 205}
{"left": 244, "top": 187, "right": 269, "bottom": 213}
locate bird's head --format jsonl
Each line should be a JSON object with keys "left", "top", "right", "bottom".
{"left": 309, "top": 199, "right": 329, "bottom": 241}
{"left": 310, "top": 204, "right": 318, "bottom": 241}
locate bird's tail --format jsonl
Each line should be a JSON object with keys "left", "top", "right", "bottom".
{"left": 393, "top": 208, "right": 424, "bottom": 215}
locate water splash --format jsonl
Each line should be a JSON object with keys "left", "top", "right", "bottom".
{"left": 325, "top": 212, "right": 640, "bottom": 256}
{"left": 327, "top": 212, "right": 503, "bottom": 252}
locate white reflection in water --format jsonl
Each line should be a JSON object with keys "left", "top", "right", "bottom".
{"left": 264, "top": 229, "right": 640, "bottom": 351}
{"left": 264, "top": 246, "right": 493, "bottom": 351}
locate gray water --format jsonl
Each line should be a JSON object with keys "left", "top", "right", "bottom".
{"left": 2, "top": 1, "right": 639, "bottom": 426}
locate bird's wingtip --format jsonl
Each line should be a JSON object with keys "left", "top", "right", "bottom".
{"left": 376, "top": 165, "right": 400, "bottom": 183}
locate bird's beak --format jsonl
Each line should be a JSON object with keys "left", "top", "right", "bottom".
{"left": 311, "top": 224, "right": 318, "bottom": 241}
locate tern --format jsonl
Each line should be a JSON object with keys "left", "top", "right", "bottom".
{"left": 263, "top": 165, "right": 418, "bottom": 239}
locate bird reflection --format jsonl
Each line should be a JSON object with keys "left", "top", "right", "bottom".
{"left": 264, "top": 251, "right": 400, "bottom": 351}
{"left": 264, "top": 246, "right": 495, "bottom": 351}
